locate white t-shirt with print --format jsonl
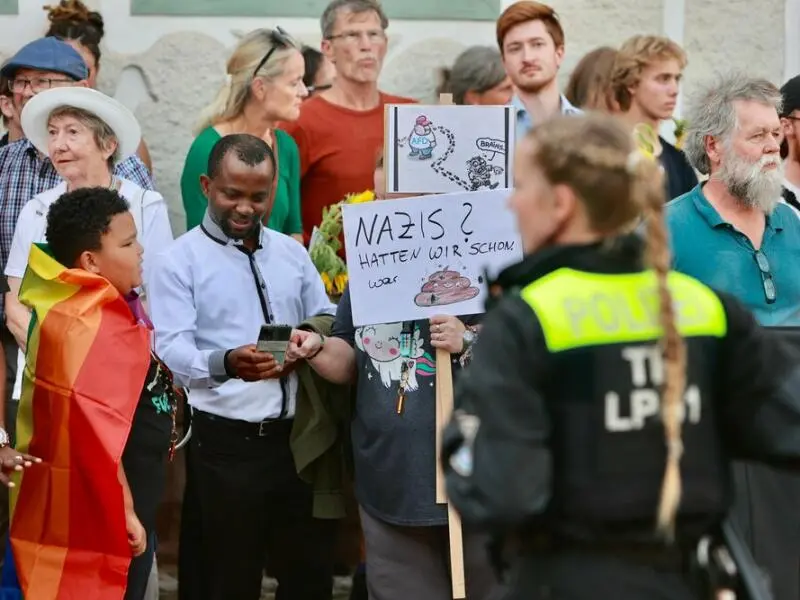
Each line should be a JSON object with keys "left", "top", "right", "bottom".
{"left": 5, "top": 178, "right": 174, "bottom": 399}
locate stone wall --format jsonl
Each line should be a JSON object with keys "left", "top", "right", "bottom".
{"left": 0, "top": 0, "right": 792, "bottom": 235}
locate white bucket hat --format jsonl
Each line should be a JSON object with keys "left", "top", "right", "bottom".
{"left": 20, "top": 87, "right": 141, "bottom": 163}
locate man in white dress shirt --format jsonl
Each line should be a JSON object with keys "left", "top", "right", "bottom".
{"left": 148, "top": 134, "right": 337, "bottom": 600}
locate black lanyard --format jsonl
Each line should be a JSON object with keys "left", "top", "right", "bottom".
{"left": 236, "top": 245, "right": 289, "bottom": 420}
{"left": 200, "top": 222, "right": 289, "bottom": 419}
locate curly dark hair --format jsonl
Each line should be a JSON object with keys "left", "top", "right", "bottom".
{"left": 46, "top": 187, "right": 130, "bottom": 267}
{"left": 44, "top": 0, "right": 105, "bottom": 67}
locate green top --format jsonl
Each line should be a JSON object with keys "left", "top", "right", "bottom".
{"left": 180, "top": 126, "right": 302, "bottom": 235}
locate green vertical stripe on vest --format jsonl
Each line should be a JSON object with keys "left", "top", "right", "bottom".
{"left": 520, "top": 268, "right": 727, "bottom": 352}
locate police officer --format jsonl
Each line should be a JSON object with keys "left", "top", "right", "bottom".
{"left": 441, "top": 113, "right": 800, "bottom": 599}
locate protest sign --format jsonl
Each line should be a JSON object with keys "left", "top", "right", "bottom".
{"left": 385, "top": 104, "right": 516, "bottom": 194}
{"left": 342, "top": 189, "right": 522, "bottom": 327}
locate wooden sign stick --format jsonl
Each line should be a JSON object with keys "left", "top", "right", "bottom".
{"left": 435, "top": 92, "right": 454, "bottom": 505}
{"left": 435, "top": 347, "right": 452, "bottom": 505}
{"left": 434, "top": 91, "right": 466, "bottom": 600}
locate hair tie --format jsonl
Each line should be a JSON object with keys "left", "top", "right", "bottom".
{"left": 667, "top": 437, "right": 684, "bottom": 461}
{"left": 626, "top": 151, "right": 643, "bottom": 175}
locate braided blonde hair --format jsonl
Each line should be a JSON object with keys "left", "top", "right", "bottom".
{"left": 527, "top": 114, "right": 687, "bottom": 540}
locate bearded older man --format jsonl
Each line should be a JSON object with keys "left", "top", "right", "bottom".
{"left": 666, "top": 73, "right": 800, "bottom": 600}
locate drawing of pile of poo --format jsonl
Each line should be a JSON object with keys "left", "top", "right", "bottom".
{"left": 414, "top": 268, "right": 480, "bottom": 307}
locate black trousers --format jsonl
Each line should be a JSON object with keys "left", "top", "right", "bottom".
{"left": 125, "top": 531, "right": 156, "bottom": 600}
{"left": 730, "top": 462, "right": 800, "bottom": 600}
{"left": 188, "top": 410, "right": 336, "bottom": 600}
{"left": 178, "top": 431, "right": 202, "bottom": 600}
{"left": 506, "top": 551, "right": 699, "bottom": 600}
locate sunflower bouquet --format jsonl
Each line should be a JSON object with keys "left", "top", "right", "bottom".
{"left": 309, "top": 190, "right": 375, "bottom": 298}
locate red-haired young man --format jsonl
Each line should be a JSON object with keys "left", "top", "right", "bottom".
{"left": 497, "top": 1, "right": 580, "bottom": 139}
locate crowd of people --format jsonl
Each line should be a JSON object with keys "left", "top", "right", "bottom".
{"left": 0, "top": 0, "right": 798, "bottom": 599}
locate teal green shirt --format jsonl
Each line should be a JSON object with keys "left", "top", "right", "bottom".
{"left": 666, "top": 184, "right": 800, "bottom": 326}
{"left": 180, "top": 127, "right": 302, "bottom": 235}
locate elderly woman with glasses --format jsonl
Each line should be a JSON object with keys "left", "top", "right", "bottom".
{"left": 181, "top": 27, "right": 307, "bottom": 240}
{"left": 42, "top": 0, "right": 154, "bottom": 173}
{"left": 2, "top": 86, "right": 174, "bottom": 600}
{"left": 4, "top": 87, "right": 173, "bottom": 392}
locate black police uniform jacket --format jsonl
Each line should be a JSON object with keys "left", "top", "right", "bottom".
{"left": 442, "top": 234, "right": 800, "bottom": 544}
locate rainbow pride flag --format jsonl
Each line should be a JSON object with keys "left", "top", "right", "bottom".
{"left": 7, "top": 243, "right": 150, "bottom": 599}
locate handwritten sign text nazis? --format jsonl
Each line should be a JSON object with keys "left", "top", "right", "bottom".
{"left": 342, "top": 189, "right": 522, "bottom": 326}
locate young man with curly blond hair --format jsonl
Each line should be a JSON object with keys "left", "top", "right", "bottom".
{"left": 612, "top": 35, "right": 697, "bottom": 200}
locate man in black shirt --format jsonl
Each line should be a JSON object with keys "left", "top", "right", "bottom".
{"left": 779, "top": 74, "right": 800, "bottom": 213}
{"left": 611, "top": 35, "right": 697, "bottom": 201}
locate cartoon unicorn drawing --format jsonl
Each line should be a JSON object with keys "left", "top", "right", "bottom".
{"left": 355, "top": 323, "right": 425, "bottom": 390}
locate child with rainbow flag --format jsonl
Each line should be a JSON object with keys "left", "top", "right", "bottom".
{"left": 3, "top": 187, "right": 181, "bottom": 600}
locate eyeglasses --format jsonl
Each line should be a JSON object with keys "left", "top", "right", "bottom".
{"left": 252, "top": 27, "right": 294, "bottom": 80}
{"left": 754, "top": 250, "right": 776, "bottom": 304}
{"left": 9, "top": 77, "right": 73, "bottom": 94}
{"left": 326, "top": 29, "right": 386, "bottom": 45}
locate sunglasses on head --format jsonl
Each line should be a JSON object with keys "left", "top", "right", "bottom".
{"left": 252, "top": 27, "right": 293, "bottom": 80}
{"left": 307, "top": 83, "right": 333, "bottom": 94}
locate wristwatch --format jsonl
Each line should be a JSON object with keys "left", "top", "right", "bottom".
{"left": 462, "top": 328, "right": 477, "bottom": 351}
{"left": 0, "top": 427, "right": 10, "bottom": 449}
{"left": 307, "top": 333, "right": 326, "bottom": 360}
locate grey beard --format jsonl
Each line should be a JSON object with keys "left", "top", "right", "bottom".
{"left": 719, "top": 160, "right": 782, "bottom": 214}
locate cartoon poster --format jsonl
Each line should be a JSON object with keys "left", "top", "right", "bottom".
{"left": 354, "top": 323, "right": 436, "bottom": 390}
{"left": 341, "top": 189, "right": 522, "bottom": 327}
{"left": 384, "top": 104, "right": 516, "bottom": 194}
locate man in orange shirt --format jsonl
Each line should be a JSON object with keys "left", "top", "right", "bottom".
{"left": 281, "top": 0, "right": 415, "bottom": 245}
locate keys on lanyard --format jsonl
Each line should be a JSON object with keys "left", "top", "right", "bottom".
{"left": 395, "top": 321, "right": 414, "bottom": 415}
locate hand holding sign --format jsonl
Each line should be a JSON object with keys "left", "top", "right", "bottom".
{"left": 429, "top": 315, "right": 467, "bottom": 353}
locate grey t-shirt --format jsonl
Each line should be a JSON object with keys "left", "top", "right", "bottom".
{"left": 333, "top": 288, "right": 473, "bottom": 526}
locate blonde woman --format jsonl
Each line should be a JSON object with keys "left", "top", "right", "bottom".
{"left": 181, "top": 27, "right": 306, "bottom": 239}
{"left": 441, "top": 113, "right": 800, "bottom": 599}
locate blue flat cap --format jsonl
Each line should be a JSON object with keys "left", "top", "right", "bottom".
{"left": 1, "top": 37, "right": 88, "bottom": 81}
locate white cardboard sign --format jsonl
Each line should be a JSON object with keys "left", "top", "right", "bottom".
{"left": 385, "top": 104, "right": 516, "bottom": 194}
{"left": 342, "top": 189, "right": 523, "bottom": 326}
